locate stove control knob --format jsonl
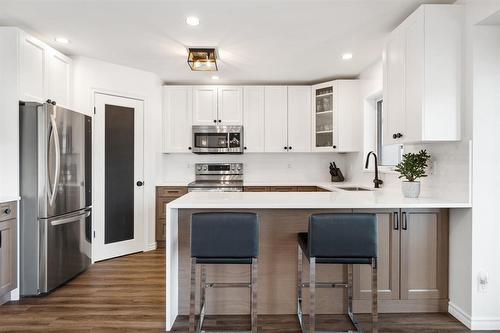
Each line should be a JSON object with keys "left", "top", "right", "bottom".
{"left": 236, "top": 165, "right": 242, "bottom": 171}
{"left": 196, "top": 165, "right": 202, "bottom": 171}
{"left": 203, "top": 165, "right": 208, "bottom": 171}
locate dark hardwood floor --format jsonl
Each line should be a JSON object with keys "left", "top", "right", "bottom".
{"left": 0, "top": 249, "right": 491, "bottom": 332}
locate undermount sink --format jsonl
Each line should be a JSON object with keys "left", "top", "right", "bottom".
{"left": 337, "top": 186, "right": 372, "bottom": 192}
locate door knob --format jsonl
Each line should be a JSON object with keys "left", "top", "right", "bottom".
{"left": 136, "top": 181, "right": 144, "bottom": 187}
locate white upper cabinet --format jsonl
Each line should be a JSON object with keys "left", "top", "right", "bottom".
{"left": 287, "top": 86, "right": 311, "bottom": 152}
{"left": 264, "top": 86, "right": 288, "bottom": 152}
{"left": 383, "top": 28, "right": 406, "bottom": 145}
{"left": 243, "top": 86, "right": 265, "bottom": 152}
{"left": 19, "top": 32, "right": 46, "bottom": 103}
{"left": 46, "top": 49, "right": 72, "bottom": 108}
{"left": 192, "top": 86, "right": 243, "bottom": 125}
{"left": 312, "top": 80, "right": 361, "bottom": 152}
{"left": 193, "top": 86, "right": 218, "bottom": 125}
{"left": 18, "top": 29, "right": 72, "bottom": 108}
{"left": 384, "top": 5, "right": 462, "bottom": 144}
{"left": 218, "top": 86, "right": 243, "bottom": 125}
{"left": 163, "top": 86, "right": 193, "bottom": 153}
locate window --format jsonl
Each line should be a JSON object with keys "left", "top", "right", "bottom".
{"left": 375, "top": 99, "right": 402, "bottom": 167}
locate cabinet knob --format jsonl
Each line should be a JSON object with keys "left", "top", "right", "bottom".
{"left": 218, "top": 120, "right": 222, "bottom": 123}
{"left": 288, "top": 146, "right": 292, "bottom": 150}
{"left": 393, "top": 133, "right": 397, "bottom": 139}
{"left": 213, "top": 119, "right": 217, "bottom": 123}
{"left": 244, "top": 147, "right": 247, "bottom": 150}
{"left": 3, "top": 208, "right": 11, "bottom": 215}
{"left": 188, "top": 147, "right": 192, "bottom": 150}
{"left": 136, "top": 181, "right": 144, "bottom": 187}
{"left": 333, "top": 145, "right": 337, "bottom": 149}
{"left": 396, "top": 133, "right": 403, "bottom": 138}
{"left": 284, "top": 146, "right": 288, "bottom": 150}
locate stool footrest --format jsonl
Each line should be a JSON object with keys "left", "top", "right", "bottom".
{"left": 301, "top": 282, "right": 348, "bottom": 288}
{"left": 205, "top": 282, "right": 251, "bottom": 288}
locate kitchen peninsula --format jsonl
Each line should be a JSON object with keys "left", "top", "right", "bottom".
{"left": 164, "top": 189, "right": 471, "bottom": 330}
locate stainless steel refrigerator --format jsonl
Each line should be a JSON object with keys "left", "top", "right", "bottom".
{"left": 19, "top": 101, "right": 92, "bottom": 296}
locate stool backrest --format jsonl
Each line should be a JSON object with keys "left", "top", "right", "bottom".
{"left": 191, "top": 212, "right": 259, "bottom": 259}
{"left": 309, "top": 213, "right": 378, "bottom": 259}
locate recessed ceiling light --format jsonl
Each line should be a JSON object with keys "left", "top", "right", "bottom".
{"left": 55, "top": 37, "right": 70, "bottom": 44}
{"left": 186, "top": 16, "right": 200, "bottom": 26}
{"left": 211, "top": 75, "right": 220, "bottom": 80}
{"left": 342, "top": 53, "right": 353, "bottom": 60}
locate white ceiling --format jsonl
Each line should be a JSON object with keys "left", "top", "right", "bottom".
{"left": 0, "top": 0, "right": 455, "bottom": 84}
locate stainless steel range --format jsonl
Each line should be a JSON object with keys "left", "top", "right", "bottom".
{"left": 187, "top": 163, "right": 243, "bottom": 192}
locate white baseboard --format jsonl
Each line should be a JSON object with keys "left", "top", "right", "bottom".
{"left": 144, "top": 242, "right": 157, "bottom": 252}
{"left": 449, "top": 302, "right": 500, "bottom": 330}
{"left": 449, "top": 302, "right": 472, "bottom": 329}
{"left": 470, "top": 317, "right": 500, "bottom": 330}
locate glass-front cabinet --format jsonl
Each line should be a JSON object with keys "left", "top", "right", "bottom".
{"left": 312, "top": 81, "right": 336, "bottom": 151}
{"left": 311, "top": 80, "right": 362, "bottom": 153}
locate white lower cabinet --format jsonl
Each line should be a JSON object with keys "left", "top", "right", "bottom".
{"left": 163, "top": 86, "right": 193, "bottom": 153}
{"left": 243, "top": 86, "right": 265, "bottom": 152}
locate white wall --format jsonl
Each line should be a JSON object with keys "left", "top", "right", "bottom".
{"left": 160, "top": 153, "right": 348, "bottom": 184}
{"left": 470, "top": 22, "right": 500, "bottom": 328}
{"left": 72, "top": 56, "right": 163, "bottom": 252}
{"left": 0, "top": 28, "right": 20, "bottom": 198}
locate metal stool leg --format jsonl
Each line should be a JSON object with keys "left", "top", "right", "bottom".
{"left": 251, "top": 258, "right": 258, "bottom": 333}
{"left": 309, "top": 257, "right": 316, "bottom": 333}
{"left": 347, "top": 264, "right": 361, "bottom": 331}
{"left": 297, "top": 245, "right": 304, "bottom": 332}
{"left": 189, "top": 258, "right": 197, "bottom": 333}
{"left": 199, "top": 264, "right": 207, "bottom": 332}
{"left": 371, "top": 258, "right": 378, "bottom": 333}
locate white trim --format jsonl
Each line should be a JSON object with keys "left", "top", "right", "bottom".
{"left": 448, "top": 302, "right": 472, "bottom": 329}
{"left": 470, "top": 317, "right": 500, "bottom": 331}
{"left": 144, "top": 242, "right": 157, "bottom": 252}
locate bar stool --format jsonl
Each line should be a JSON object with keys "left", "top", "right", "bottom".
{"left": 297, "top": 213, "right": 378, "bottom": 333}
{"left": 189, "top": 212, "right": 259, "bottom": 333}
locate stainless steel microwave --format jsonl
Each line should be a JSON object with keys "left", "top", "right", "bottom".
{"left": 192, "top": 125, "right": 244, "bottom": 154}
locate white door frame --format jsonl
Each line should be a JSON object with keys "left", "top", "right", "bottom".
{"left": 92, "top": 91, "right": 145, "bottom": 262}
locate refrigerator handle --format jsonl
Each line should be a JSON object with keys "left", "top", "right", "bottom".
{"left": 48, "top": 113, "right": 61, "bottom": 206}
{"left": 50, "top": 210, "right": 91, "bottom": 227}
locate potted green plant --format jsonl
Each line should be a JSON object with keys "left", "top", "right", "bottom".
{"left": 395, "top": 150, "right": 431, "bottom": 198}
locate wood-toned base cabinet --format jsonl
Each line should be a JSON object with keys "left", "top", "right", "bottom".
{"left": 353, "top": 208, "right": 449, "bottom": 312}
{"left": 156, "top": 187, "right": 187, "bottom": 247}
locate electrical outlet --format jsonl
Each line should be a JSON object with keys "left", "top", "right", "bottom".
{"left": 478, "top": 271, "right": 488, "bottom": 293}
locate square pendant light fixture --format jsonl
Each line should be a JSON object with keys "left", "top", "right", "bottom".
{"left": 187, "top": 48, "right": 218, "bottom": 71}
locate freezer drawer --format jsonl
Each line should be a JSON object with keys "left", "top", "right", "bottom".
{"left": 39, "top": 209, "right": 91, "bottom": 293}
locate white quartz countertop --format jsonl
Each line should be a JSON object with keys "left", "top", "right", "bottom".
{"left": 167, "top": 190, "right": 471, "bottom": 209}
{"left": 0, "top": 196, "right": 20, "bottom": 204}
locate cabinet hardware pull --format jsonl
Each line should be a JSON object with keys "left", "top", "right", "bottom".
{"left": 333, "top": 145, "right": 337, "bottom": 149}
{"left": 288, "top": 146, "right": 292, "bottom": 150}
{"left": 396, "top": 133, "right": 403, "bottom": 138}
{"left": 213, "top": 119, "right": 217, "bottom": 123}
{"left": 393, "top": 212, "right": 399, "bottom": 230}
{"left": 402, "top": 212, "right": 408, "bottom": 230}
{"left": 218, "top": 120, "right": 221, "bottom": 123}
{"left": 393, "top": 133, "right": 397, "bottom": 139}
{"left": 284, "top": 146, "right": 288, "bottom": 150}
{"left": 188, "top": 147, "right": 192, "bottom": 150}
{"left": 0, "top": 230, "right": 2, "bottom": 248}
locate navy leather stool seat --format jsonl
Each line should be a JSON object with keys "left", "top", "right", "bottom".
{"left": 297, "top": 213, "right": 378, "bottom": 333}
{"left": 189, "top": 212, "right": 259, "bottom": 333}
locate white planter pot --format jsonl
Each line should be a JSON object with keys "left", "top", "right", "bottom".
{"left": 401, "top": 181, "right": 421, "bottom": 198}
